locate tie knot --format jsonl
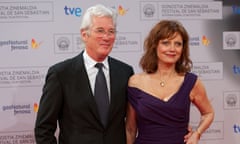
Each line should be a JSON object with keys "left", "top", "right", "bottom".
{"left": 95, "top": 63, "right": 104, "bottom": 69}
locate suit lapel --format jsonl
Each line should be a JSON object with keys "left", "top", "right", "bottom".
{"left": 107, "top": 58, "right": 125, "bottom": 123}
{"left": 75, "top": 52, "right": 101, "bottom": 123}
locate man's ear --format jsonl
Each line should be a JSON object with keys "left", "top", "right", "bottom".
{"left": 80, "top": 29, "right": 88, "bottom": 41}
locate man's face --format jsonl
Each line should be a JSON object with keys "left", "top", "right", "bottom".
{"left": 81, "top": 16, "right": 116, "bottom": 62}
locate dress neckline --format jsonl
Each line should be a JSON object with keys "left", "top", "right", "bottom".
{"left": 128, "top": 73, "right": 189, "bottom": 103}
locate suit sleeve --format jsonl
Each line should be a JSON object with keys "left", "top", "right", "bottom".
{"left": 34, "top": 66, "right": 63, "bottom": 144}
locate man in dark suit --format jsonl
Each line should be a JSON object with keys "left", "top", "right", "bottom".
{"left": 34, "top": 4, "right": 134, "bottom": 144}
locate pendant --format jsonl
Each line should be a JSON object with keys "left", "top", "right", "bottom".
{"left": 160, "top": 81, "right": 165, "bottom": 87}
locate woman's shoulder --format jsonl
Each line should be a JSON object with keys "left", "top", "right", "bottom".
{"left": 128, "top": 72, "right": 146, "bottom": 87}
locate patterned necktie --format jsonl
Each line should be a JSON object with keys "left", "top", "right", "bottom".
{"left": 94, "top": 63, "right": 109, "bottom": 127}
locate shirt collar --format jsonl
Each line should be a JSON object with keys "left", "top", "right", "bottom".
{"left": 83, "top": 51, "right": 109, "bottom": 70}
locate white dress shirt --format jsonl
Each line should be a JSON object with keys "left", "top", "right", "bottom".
{"left": 83, "top": 51, "right": 110, "bottom": 99}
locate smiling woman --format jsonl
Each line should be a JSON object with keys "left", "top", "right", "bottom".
{"left": 125, "top": 20, "right": 214, "bottom": 144}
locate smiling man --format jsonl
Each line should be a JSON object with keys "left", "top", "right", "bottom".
{"left": 34, "top": 4, "right": 134, "bottom": 144}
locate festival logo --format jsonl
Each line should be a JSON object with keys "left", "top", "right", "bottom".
{"left": 224, "top": 91, "right": 240, "bottom": 109}
{"left": 118, "top": 5, "right": 128, "bottom": 16}
{"left": 34, "top": 102, "right": 38, "bottom": 112}
{"left": 202, "top": 35, "right": 210, "bottom": 46}
{"left": 223, "top": 32, "right": 239, "bottom": 50}
{"left": 143, "top": 3, "right": 155, "bottom": 17}
{"left": 2, "top": 104, "right": 32, "bottom": 115}
{"left": 31, "top": 38, "right": 42, "bottom": 49}
{"left": 225, "top": 33, "right": 237, "bottom": 47}
{"left": 56, "top": 36, "right": 71, "bottom": 51}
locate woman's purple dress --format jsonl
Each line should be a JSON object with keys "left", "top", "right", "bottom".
{"left": 128, "top": 72, "right": 197, "bottom": 144}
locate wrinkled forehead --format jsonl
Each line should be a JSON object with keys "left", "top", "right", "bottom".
{"left": 162, "top": 32, "right": 182, "bottom": 40}
{"left": 90, "top": 16, "right": 115, "bottom": 28}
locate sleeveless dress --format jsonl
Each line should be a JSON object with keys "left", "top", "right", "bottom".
{"left": 127, "top": 72, "right": 197, "bottom": 144}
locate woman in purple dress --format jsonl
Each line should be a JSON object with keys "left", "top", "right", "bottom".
{"left": 125, "top": 20, "right": 214, "bottom": 144}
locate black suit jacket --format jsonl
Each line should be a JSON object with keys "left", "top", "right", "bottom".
{"left": 34, "top": 52, "right": 134, "bottom": 144}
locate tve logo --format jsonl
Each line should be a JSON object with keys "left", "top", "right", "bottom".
{"left": 64, "top": 6, "right": 82, "bottom": 17}
{"left": 233, "top": 65, "right": 240, "bottom": 74}
{"left": 232, "top": 5, "right": 240, "bottom": 14}
{"left": 233, "top": 124, "right": 240, "bottom": 133}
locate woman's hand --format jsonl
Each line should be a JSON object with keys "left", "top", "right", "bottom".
{"left": 185, "top": 130, "right": 200, "bottom": 144}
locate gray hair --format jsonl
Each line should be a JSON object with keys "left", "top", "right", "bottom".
{"left": 80, "top": 4, "right": 118, "bottom": 31}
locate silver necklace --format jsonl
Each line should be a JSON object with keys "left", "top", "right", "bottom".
{"left": 160, "top": 81, "right": 165, "bottom": 87}
{"left": 159, "top": 71, "right": 175, "bottom": 87}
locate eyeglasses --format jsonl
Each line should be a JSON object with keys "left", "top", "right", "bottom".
{"left": 91, "top": 28, "right": 116, "bottom": 37}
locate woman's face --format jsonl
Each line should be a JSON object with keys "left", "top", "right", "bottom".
{"left": 157, "top": 32, "right": 183, "bottom": 65}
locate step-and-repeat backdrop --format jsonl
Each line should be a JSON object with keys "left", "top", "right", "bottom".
{"left": 0, "top": 0, "right": 239, "bottom": 143}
